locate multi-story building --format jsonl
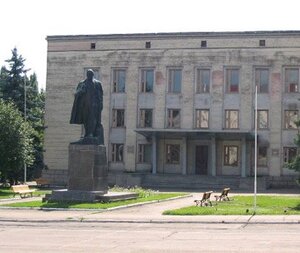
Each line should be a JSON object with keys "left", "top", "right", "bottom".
{"left": 44, "top": 31, "right": 300, "bottom": 189}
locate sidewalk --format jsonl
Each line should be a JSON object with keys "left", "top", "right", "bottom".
{"left": 0, "top": 192, "right": 299, "bottom": 224}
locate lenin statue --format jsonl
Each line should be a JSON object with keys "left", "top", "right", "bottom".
{"left": 70, "top": 69, "right": 104, "bottom": 145}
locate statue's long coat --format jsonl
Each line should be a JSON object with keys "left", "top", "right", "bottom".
{"left": 70, "top": 79, "right": 103, "bottom": 125}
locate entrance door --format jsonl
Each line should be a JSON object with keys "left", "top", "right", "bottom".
{"left": 195, "top": 145, "right": 208, "bottom": 175}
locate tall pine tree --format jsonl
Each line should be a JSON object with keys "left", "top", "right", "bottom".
{"left": 0, "top": 48, "right": 45, "bottom": 181}
{"left": 1, "top": 48, "right": 29, "bottom": 115}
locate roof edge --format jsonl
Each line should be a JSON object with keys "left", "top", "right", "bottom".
{"left": 46, "top": 30, "right": 300, "bottom": 41}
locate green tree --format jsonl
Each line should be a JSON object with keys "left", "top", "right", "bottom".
{"left": 0, "top": 48, "right": 29, "bottom": 114}
{"left": 0, "top": 48, "right": 45, "bottom": 180}
{"left": 0, "top": 100, "right": 34, "bottom": 184}
{"left": 287, "top": 120, "right": 300, "bottom": 180}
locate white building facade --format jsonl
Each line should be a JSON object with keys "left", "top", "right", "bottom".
{"left": 44, "top": 31, "right": 300, "bottom": 189}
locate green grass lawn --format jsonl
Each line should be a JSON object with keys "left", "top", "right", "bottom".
{"left": 163, "top": 195, "right": 300, "bottom": 215}
{"left": 0, "top": 187, "right": 51, "bottom": 199}
{"left": 1, "top": 192, "right": 187, "bottom": 209}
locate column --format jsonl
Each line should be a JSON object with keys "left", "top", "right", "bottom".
{"left": 152, "top": 134, "right": 157, "bottom": 174}
{"left": 241, "top": 136, "right": 246, "bottom": 177}
{"left": 211, "top": 136, "right": 216, "bottom": 176}
{"left": 182, "top": 136, "right": 187, "bottom": 175}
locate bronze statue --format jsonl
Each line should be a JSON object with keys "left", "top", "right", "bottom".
{"left": 70, "top": 69, "right": 104, "bottom": 144}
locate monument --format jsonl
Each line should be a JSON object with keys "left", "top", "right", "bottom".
{"left": 67, "top": 69, "right": 108, "bottom": 197}
{"left": 45, "top": 69, "right": 108, "bottom": 202}
{"left": 46, "top": 69, "right": 138, "bottom": 202}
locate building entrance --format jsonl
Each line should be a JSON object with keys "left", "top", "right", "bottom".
{"left": 195, "top": 145, "right": 208, "bottom": 175}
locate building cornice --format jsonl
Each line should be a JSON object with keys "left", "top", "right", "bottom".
{"left": 46, "top": 30, "right": 300, "bottom": 41}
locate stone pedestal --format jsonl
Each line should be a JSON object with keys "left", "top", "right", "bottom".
{"left": 46, "top": 144, "right": 108, "bottom": 202}
{"left": 68, "top": 144, "right": 108, "bottom": 192}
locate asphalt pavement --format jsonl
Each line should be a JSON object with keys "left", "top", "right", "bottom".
{"left": 0, "top": 191, "right": 299, "bottom": 253}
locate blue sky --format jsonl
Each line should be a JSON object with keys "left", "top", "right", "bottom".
{"left": 1, "top": 0, "right": 299, "bottom": 90}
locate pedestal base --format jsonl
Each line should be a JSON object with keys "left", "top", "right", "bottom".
{"left": 46, "top": 143, "right": 109, "bottom": 203}
{"left": 68, "top": 144, "right": 108, "bottom": 192}
{"left": 45, "top": 189, "right": 106, "bottom": 202}
{"left": 44, "top": 190, "right": 138, "bottom": 203}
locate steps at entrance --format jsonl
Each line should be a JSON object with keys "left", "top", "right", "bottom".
{"left": 141, "top": 174, "right": 241, "bottom": 191}
{"left": 108, "top": 173, "right": 267, "bottom": 191}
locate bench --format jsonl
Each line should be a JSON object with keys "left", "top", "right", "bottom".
{"left": 11, "top": 185, "right": 36, "bottom": 198}
{"left": 194, "top": 191, "right": 213, "bottom": 206}
{"left": 35, "top": 178, "right": 50, "bottom": 187}
{"left": 215, "top": 187, "right": 230, "bottom": 202}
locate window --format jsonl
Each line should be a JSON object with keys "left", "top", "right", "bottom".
{"left": 201, "top": 40, "right": 207, "bottom": 48}
{"left": 257, "top": 110, "right": 269, "bottom": 129}
{"left": 139, "top": 109, "right": 152, "bottom": 128}
{"left": 166, "top": 144, "right": 180, "bottom": 164}
{"left": 225, "top": 110, "right": 239, "bottom": 129}
{"left": 285, "top": 68, "right": 299, "bottom": 92}
{"left": 111, "top": 143, "right": 124, "bottom": 162}
{"left": 90, "top": 43, "right": 96, "bottom": 49}
{"left": 113, "top": 69, "right": 126, "bottom": 92}
{"left": 138, "top": 144, "right": 152, "bottom": 163}
{"left": 196, "top": 69, "right": 210, "bottom": 93}
{"left": 255, "top": 68, "right": 269, "bottom": 93}
{"left": 284, "top": 110, "right": 298, "bottom": 129}
{"left": 140, "top": 69, "right": 154, "bottom": 92}
{"left": 259, "top": 40, "right": 266, "bottom": 47}
{"left": 224, "top": 146, "right": 239, "bottom": 166}
{"left": 258, "top": 147, "right": 268, "bottom": 166}
{"left": 145, "top": 41, "right": 151, "bottom": 49}
{"left": 167, "top": 109, "right": 180, "bottom": 128}
{"left": 168, "top": 68, "right": 182, "bottom": 93}
{"left": 112, "top": 109, "right": 125, "bottom": 127}
{"left": 226, "top": 68, "right": 239, "bottom": 93}
{"left": 195, "top": 109, "right": 209, "bottom": 128}
{"left": 283, "top": 147, "right": 297, "bottom": 163}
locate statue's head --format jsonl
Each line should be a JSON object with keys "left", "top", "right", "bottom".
{"left": 86, "top": 69, "right": 94, "bottom": 80}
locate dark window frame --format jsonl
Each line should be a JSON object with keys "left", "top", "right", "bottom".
{"left": 225, "top": 110, "right": 239, "bottom": 129}
{"left": 224, "top": 145, "right": 239, "bottom": 167}
{"left": 226, "top": 68, "right": 240, "bottom": 93}
{"left": 258, "top": 146, "right": 268, "bottom": 167}
{"left": 283, "top": 147, "right": 297, "bottom": 163}
{"left": 255, "top": 68, "right": 269, "bottom": 93}
{"left": 140, "top": 68, "right": 154, "bottom": 93}
{"left": 111, "top": 143, "right": 124, "bottom": 162}
{"left": 112, "top": 109, "right": 125, "bottom": 128}
{"left": 168, "top": 68, "right": 182, "bottom": 93}
{"left": 139, "top": 109, "right": 153, "bottom": 128}
{"left": 195, "top": 109, "right": 209, "bottom": 129}
{"left": 257, "top": 110, "right": 269, "bottom": 129}
{"left": 259, "top": 40, "right": 266, "bottom": 47}
{"left": 137, "top": 144, "right": 152, "bottom": 163}
{"left": 196, "top": 68, "right": 210, "bottom": 93}
{"left": 166, "top": 144, "right": 180, "bottom": 164}
{"left": 112, "top": 69, "right": 126, "bottom": 93}
{"left": 145, "top": 41, "right": 151, "bottom": 49}
{"left": 167, "top": 109, "right": 181, "bottom": 128}
{"left": 285, "top": 68, "right": 299, "bottom": 93}
{"left": 284, "top": 110, "right": 298, "bottom": 129}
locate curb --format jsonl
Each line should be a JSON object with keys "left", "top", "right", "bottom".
{"left": 0, "top": 217, "right": 299, "bottom": 225}
{"left": 0, "top": 194, "right": 192, "bottom": 212}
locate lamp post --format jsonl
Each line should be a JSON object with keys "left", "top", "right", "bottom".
{"left": 24, "top": 75, "right": 27, "bottom": 184}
